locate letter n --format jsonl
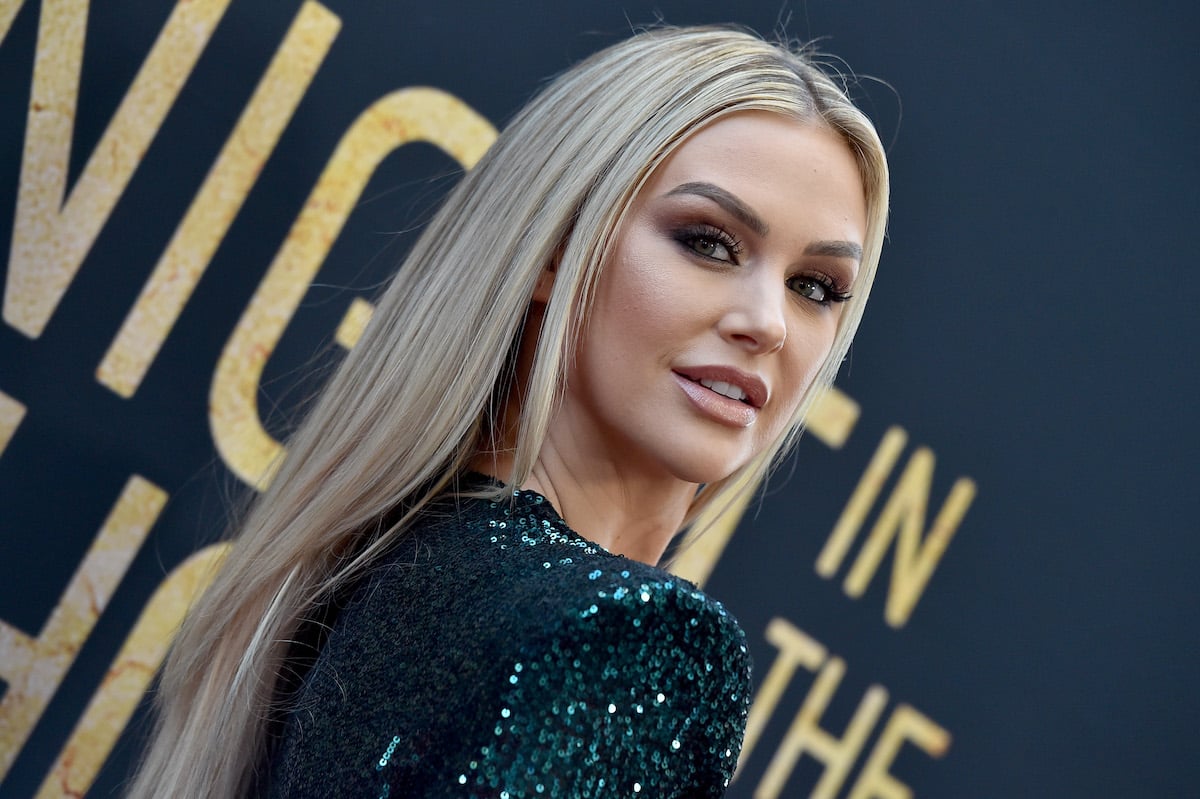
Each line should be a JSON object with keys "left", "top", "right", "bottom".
{"left": 816, "top": 426, "right": 977, "bottom": 627}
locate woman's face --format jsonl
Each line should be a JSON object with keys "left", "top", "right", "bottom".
{"left": 553, "top": 111, "right": 868, "bottom": 486}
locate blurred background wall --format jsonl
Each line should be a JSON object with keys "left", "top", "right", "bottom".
{"left": 0, "top": 1, "right": 1196, "bottom": 796}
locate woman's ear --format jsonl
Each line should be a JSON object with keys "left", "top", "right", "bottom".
{"left": 532, "top": 263, "right": 556, "bottom": 304}
{"left": 534, "top": 237, "right": 568, "bottom": 304}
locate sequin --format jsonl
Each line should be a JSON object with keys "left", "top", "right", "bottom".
{"left": 266, "top": 478, "right": 750, "bottom": 798}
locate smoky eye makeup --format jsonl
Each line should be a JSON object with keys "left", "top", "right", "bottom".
{"left": 786, "top": 271, "right": 854, "bottom": 305}
{"left": 670, "top": 222, "right": 744, "bottom": 264}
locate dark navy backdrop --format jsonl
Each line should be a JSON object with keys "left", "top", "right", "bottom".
{"left": 0, "top": 1, "right": 1196, "bottom": 796}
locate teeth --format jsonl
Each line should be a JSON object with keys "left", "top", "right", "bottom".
{"left": 699, "top": 378, "right": 748, "bottom": 402}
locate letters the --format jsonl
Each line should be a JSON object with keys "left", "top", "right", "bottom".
{"left": 756, "top": 657, "right": 888, "bottom": 799}
{"left": 744, "top": 619, "right": 951, "bottom": 798}
{"left": 847, "top": 704, "right": 951, "bottom": 799}
{"left": 736, "top": 618, "right": 827, "bottom": 778}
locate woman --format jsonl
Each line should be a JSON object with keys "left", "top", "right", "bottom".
{"left": 129, "top": 25, "right": 888, "bottom": 798}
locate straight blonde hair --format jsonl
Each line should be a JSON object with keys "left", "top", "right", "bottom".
{"left": 128, "top": 25, "right": 889, "bottom": 798}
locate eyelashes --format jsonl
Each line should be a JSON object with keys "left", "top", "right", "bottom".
{"left": 672, "top": 223, "right": 743, "bottom": 264}
{"left": 787, "top": 274, "right": 853, "bottom": 305}
{"left": 671, "top": 222, "right": 853, "bottom": 306}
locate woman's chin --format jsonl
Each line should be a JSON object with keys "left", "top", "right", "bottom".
{"left": 659, "top": 448, "right": 757, "bottom": 488}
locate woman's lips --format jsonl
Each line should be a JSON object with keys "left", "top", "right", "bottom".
{"left": 672, "top": 365, "right": 768, "bottom": 408}
{"left": 672, "top": 371, "right": 759, "bottom": 428}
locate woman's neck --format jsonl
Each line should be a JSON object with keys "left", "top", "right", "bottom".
{"left": 470, "top": 444, "right": 696, "bottom": 565}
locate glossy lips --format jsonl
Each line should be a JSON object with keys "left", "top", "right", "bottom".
{"left": 672, "top": 367, "right": 767, "bottom": 428}
{"left": 699, "top": 379, "right": 746, "bottom": 402}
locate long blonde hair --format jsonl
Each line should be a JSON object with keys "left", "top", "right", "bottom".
{"left": 129, "top": 25, "right": 889, "bottom": 798}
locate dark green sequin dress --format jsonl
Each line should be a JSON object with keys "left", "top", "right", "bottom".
{"left": 267, "top": 482, "right": 752, "bottom": 798}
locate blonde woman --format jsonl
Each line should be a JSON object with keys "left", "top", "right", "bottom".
{"left": 129, "top": 25, "right": 888, "bottom": 798}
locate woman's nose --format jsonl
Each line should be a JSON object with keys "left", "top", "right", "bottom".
{"left": 716, "top": 276, "right": 787, "bottom": 354}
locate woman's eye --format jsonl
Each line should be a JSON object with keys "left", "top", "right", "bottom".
{"left": 689, "top": 236, "right": 732, "bottom": 262}
{"left": 786, "top": 275, "right": 853, "bottom": 306}
{"left": 675, "top": 225, "right": 741, "bottom": 264}
{"left": 787, "top": 276, "right": 828, "bottom": 303}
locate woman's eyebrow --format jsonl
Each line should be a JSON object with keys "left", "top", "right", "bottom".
{"left": 665, "top": 181, "right": 769, "bottom": 237}
{"left": 805, "top": 240, "right": 862, "bottom": 262}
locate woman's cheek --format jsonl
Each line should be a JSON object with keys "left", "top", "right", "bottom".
{"left": 618, "top": 251, "right": 678, "bottom": 319}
